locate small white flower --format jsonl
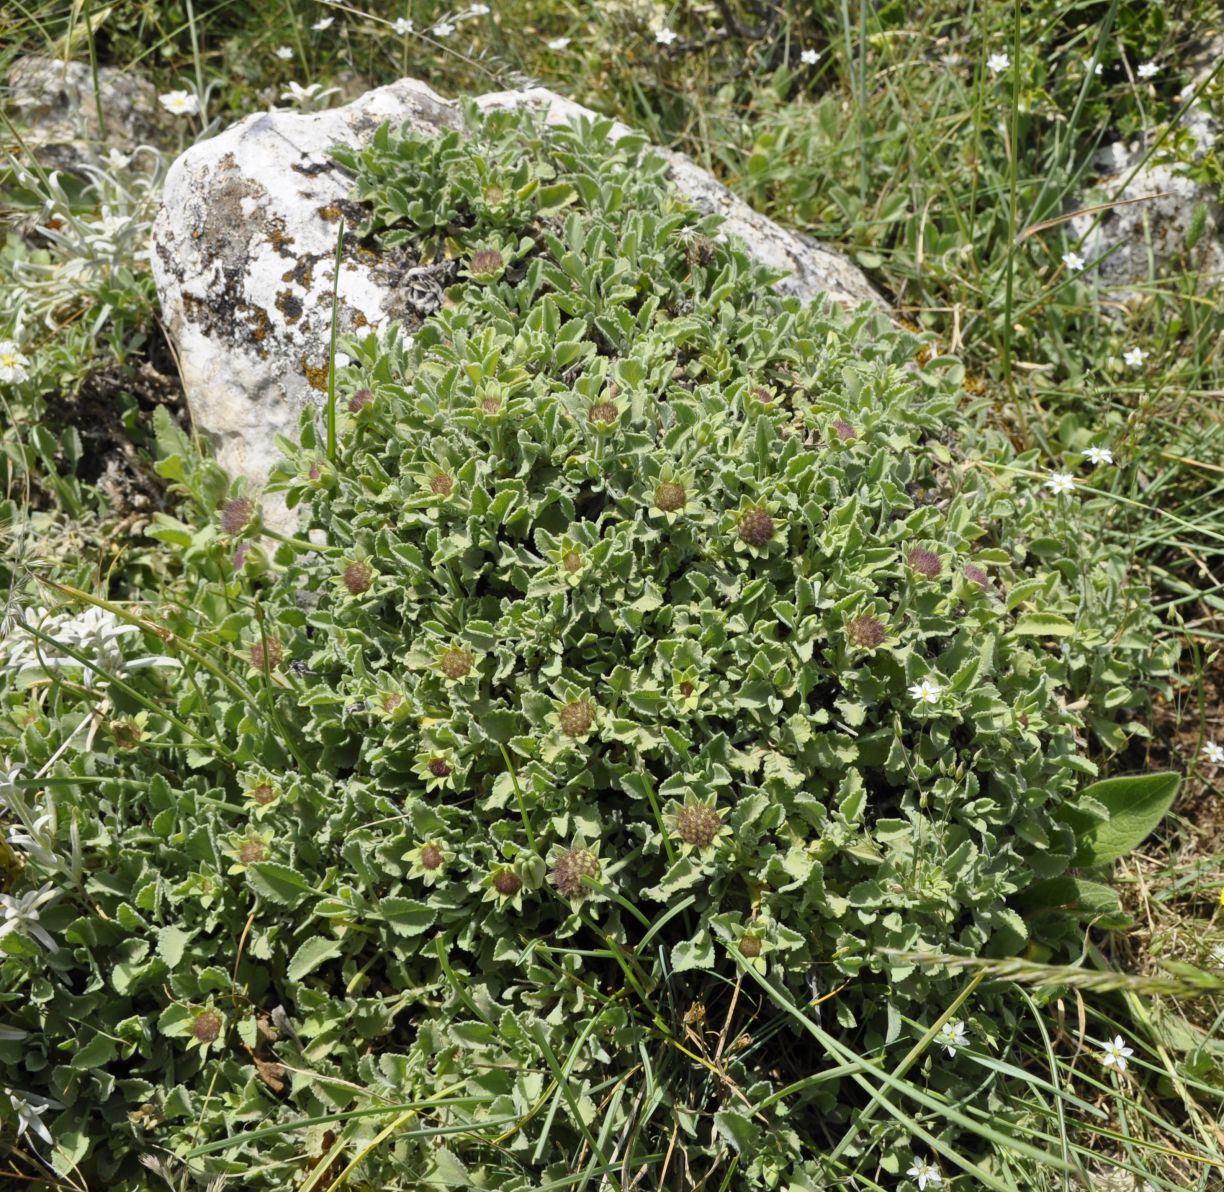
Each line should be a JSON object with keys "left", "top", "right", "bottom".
{"left": 938, "top": 1020, "right": 969, "bottom": 1057}
{"left": 466, "top": 3, "right": 491, "bottom": 14}
{"left": 275, "top": 44, "right": 294, "bottom": 59}
{"left": 1084, "top": 446, "right": 1113, "bottom": 466}
{"left": 158, "top": 89, "right": 199, "bottom": 116}
{"left": 280, "top": 81, "right": 338, "bottom": 107}
{"left": 0, "top": 883, "right": 62, "bottom": 953}
{"left": 656, "top": 26, "right": 679, "bottom": 46}
{"left": 1202, "top": 742, "right": 1224, "bottom": 765}
{"left": 1137, "top": 61, "right": 1158, "bottom": 80}
{"left": 1085, "top": 59, "right": 1102, "bottom": 75}
{"left": 1044, "top": 471, "right": 1076, "bottom": 495}
{"left": 432, "top": 20, "right": 455, "bottom": 36}
{"left": 392, "top": 17, "right": 414, "bottom": 34}
{"left": 800, "top": 48, "right": 820, "bottom": 65}
{"left": 103, "top": 147, "right": 131, "bottom": 171}
{"left": 547, "top": 36, "right": 571, "bottom": 49}
{"left": 311, "top": 15, "right": 334, "bottom": 30}
{"left": 909, "top": 679, "right": 942, "bottom": 706}
{"left": 8, "top": 1090, "right": 57, "bottom": 1148}
{"left": 907, "top": 1157, "right": 943, "bottom": 1190}
{"left": 1062, "top": 250, "right": 1086, "bottom": 272}
{"left": 987, "top": 51, "right": 1010, "bottom": 74}
{"left": 1122, "top": 346, "right": 1149, "bottom": 368}
{"left": 1100, "top": 1034, "right": 1134, "bottom": 1073}
{"left": 0, "top": 341, "right": 30, "bottom": 384}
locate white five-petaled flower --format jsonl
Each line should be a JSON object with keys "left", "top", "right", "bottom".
{"left": 909, "top": 678, "right": 942, "bottom": 706}
{"left": 1062, "top": 250, "right": 1086, "bottom": 272}
{"left": 432, "top": 20, "right": 455, "bottom": 36}
{"left": 1084, "top": 445, "right": 1113, "bottom": 466}
{"left": 1202, "top": 741, "right": 1224, "bottom": 765}
{"left": 275, "top": 44, "right": 294, "bottom": 59}
{"left": 656, "top": 26, "right": 679, "bottom": 46}
{"left": 547, "top": 36, "right": 571, "bottom": 49}
{"left": 0, "top": 341, "right": 30, "bottom": 384}
{"left": 1045, "top": 471, "right": 1076, "bottom": 495}
{"left": 1137, "top": 61, "right": 1158, "bottom": 79}
{"left": 800, "top": 48, "right": 820, "bottom": 65}
{"left": 0, "top": 883, "right": 62, "bottom": 952}
{"left": 1122, "top": 346, "right": 1149, "bottom": 368}
{"left": 311, "top": 15, "right": 334, "bottom": 30}
{"left": 7, "top": 1090, "right": 57, "bottom": 1147}
{"left": 907, "top": 1157, "right": 943, "bottom": 1189}
{"left": 392, "top": 17, "right": 414, "bottom": 34}
{"left": 1100, "top": 1035, "right": 1134, "bottom": 1072}
{"left": 987, "top": 51, "right": 1010, "bottom": 74}
{"left": 158, "top": 89, "right": 199, "bottom": 116}
{"left": 938, "top": 1020, "right": 969, "bottom": 1057}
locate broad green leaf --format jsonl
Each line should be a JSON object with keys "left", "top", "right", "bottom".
{"left": 713, "top": 1108, "right": 759, "bottom": 1152}
{"left": 288, "top": 936, "right": 343, "bottom": 981}
{"left": 1012, "top": 877, "right": 1128, "bottom": 928}
{"left": 1012, "top": 612, "right": 1076, "bottom": 637}
{"left": 245, "top": 862, "right": 317, "bottom": 909}
{"left": 1057, "top": 772, "right": 1180, "bottom": 866}
{"left": 156, "top": 925, "right": 192, "bottom": 967}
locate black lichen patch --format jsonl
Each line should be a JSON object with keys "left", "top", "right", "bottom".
{"left": 268, "top": 223, "right": 296, "bottom": 258}
{"left": 291, "top": 159, "right": 338, "bottom": 177}
{"left": 282, "top": 256, "right": 317, "bottom": 288}
{"left": 275, "top": 289, "right": 304, "bottom": 324}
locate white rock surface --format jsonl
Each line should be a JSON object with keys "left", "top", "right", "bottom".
{"left": 152, "top": 79, "right": 883, "bottom": 516}
{"left": 6, "top": 56, "right": 170, "bottom": 171}
{"left": 1072, "top": 35, "right": 1224, "bottom": 296}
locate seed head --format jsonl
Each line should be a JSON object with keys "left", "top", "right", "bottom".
{"left": 420, "top": 843, "right": 444, "bottom": 871}
{"left": 251, "top": 783, "right": 277, "bottom": 806}
{"left": 492, "top": 868, "right": 521, "bottom": 896}
{"left": 430, "top": 472, "right": 454, "bottom": 497}
{"left": 440, "top": 647, "right": 473, "bottom": 680}
{"left": 559, "top": 699, "right": 595, "bottom": 737}
{"left": 220, "top": 497, "right": 254, "bottom": 535}
{"left": 550, "top": 847, "right": 600, "bottom": 899}
{"left": 589, "top": 402, "right": 618, "bottom": 426}
{"left": 846, "top": 614, "right": 887, "bottom": 648}
{"left": 686, "top": 234, "right": 716, "bottom": 266}
{"left": 342, "top": 562, "right": 372, "bottom": 595}
{"left": 654, "top": 481, "right": 687, "bottom": 513}
{"left": 469, "top": 248, "right": 504, "bottom": 276}
{"left": 832, "top": 418, "right": 856, "bottom": 441}
{"left": 347, "top": 388, "right": 374, "bottom": 413}
{"left": 737, "top": 507, "right": 775, "bottom": 547}
{"left": 964, "top": 564, "right": 990, "bottom": 590}
{"left": 676, "top": 804, "right": 722, "bottom": 849}
{"left": 738, "top": 936, "right": 762, "bottom": 959}
{"left": 428, "top": 757, "right": 451, "bottom": 778}
{"left": 192, "top": 1011, "right": 223, "bottom": 1043}
{"left": 239, "top": 839, "right": 267, "bottom": 865}
{"left": 907, "top": 547, "right": 942, "bottom": 579}
{"left": 678, "top": 681, "right": 695, "bottom": 698}
{"left": 480, "top": 396, "right": 502, "bottom": 416}
{"left": 562, "top": 550, "right": 582, "bottom": 574}
{"left": 250, "top": 639, "right": 283, "bottom": 671}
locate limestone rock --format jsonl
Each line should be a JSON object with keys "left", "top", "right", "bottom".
{"left": 151, "top": 78, "right": 883, "bottom": 517}
{"left": 1072, "top": 35, "right": 1224, "bottom": 296}
{"left": 5, "top": 56, "right": 170, "bottom": 172}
